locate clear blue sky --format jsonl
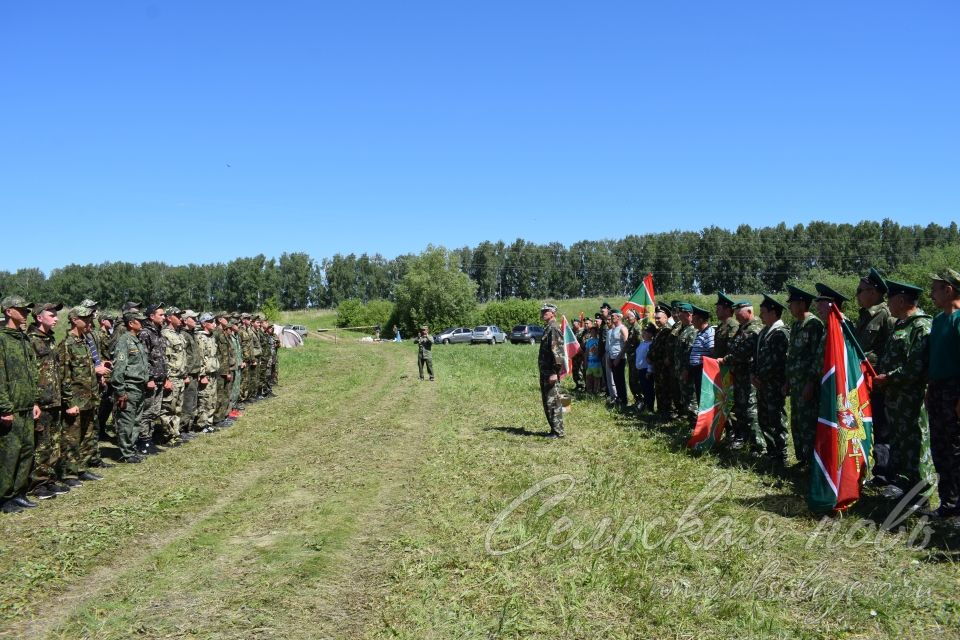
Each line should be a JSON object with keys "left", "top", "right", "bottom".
{"left": 2, "top": 1, "right": 957, "bottom": 274}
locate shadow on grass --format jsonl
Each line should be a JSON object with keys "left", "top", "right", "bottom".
{"left": 485, "top": 425, "right": 552, "bottom": 438}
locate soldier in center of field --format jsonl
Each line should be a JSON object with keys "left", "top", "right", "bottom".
{"left": 414, "top": 325, "right": 434, "bottom": 381}
{"left": 752, "top": 295, "right": 791, "bottom": 469}
{"left": 718, "top": 301, "right": 763, "bottom": 452}
{"left": 784, "top": 285, "right": 824, "bottom": 467}
{"left": 538, "top": 303, "right": 565, "bottom": 438}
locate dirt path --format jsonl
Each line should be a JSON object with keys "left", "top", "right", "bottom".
{"left": 2, "top": 341, "right": 438, "bottom": 639}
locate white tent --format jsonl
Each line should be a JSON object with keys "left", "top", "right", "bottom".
{"left": 274, "top": 324, "right": 304, "bottom": 348}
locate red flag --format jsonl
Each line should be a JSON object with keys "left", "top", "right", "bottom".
{"left": 560, "top": 315, "right": 581, "bottom": 379}
{"left": 687, "top": 357, "right": 733, "bottom": 451}
{"left": 621, "top": 273, "right": 657, "bottom": 320}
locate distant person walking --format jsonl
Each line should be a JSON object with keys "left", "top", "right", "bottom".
{"left": 393, "top": 325, "right": 401, "bottom": 342}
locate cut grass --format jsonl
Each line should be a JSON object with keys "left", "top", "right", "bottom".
{"left": 1, "top": 337, "right": 958, "bottom": 639}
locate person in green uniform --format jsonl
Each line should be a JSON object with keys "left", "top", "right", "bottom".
{"left": 415, "top": 326, "right": 434, "bottom": 381}
{"left": 718, "top": 301, "right": 763, "bottom": 452}
{"left": 648, "top": 306, "right": 675, "bottom": 420}
{"left": 713, "top": 291, "right": 739, "bottom": 359}
{"left": 538, "top": 303, "right": 566, "bottom": 438}
{"left": 58, "top": 306, "right": 104, "bottom": 484}
{"left": 111, "top": 310, "right": 150, "bottom": 463}
{"left": 674, "top": 303, "right": 697, "bottom": 424}
{"left": 27, "top": 302, "right": 66, "bottom": 500}
{"left": 784, "top": 285, "right": 824, "bottom": 467}
{"left": 752, "top": 295, "right": 791, "bottom": 469}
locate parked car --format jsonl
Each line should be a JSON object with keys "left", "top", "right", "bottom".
{"left": 434, "top": 327, "right": 474, "bottom": 344}
{"left": 285, "top": 324, "right": 309, "bottom": 337}
{"left": 509, "top": 324, "right": 544, "bottom": 344}
{"left": 471, "top": 325, "right": 506, "bottom": 344}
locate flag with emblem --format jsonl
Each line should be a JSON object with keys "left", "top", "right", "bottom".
{"left": 687, "top": 357, "right": 733, "bottom": 452}
{"left": 809, "top": 303, "right": 875, "bottom": 514}
{"left": 621, "top": 273, "right": 656, "bottom": 321}
{"left": 559, "top": 315, "right": 581, "bottom": 379}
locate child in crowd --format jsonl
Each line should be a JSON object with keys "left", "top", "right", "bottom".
{"left": 584, "top": 326, "right": 602, "bottom": 394}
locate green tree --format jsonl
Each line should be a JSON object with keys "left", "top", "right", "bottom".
{"left": 392, "top": 246, "right": 477, "bottom": 335}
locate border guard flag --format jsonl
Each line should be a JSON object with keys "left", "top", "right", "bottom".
{"left": 809, "top": 303, "right": 875, "bottom": 514}
{"left": 559, "top": 315, "right": 581, "bottom": 379}
{"left": 621, "top": 273, "right": 657, "bottom": 321}
{"left": 687, "top": 357, "right": 734, "bottom": 452}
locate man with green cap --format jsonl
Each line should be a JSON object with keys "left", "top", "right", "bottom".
{"left": 718, "top": 301, "right": 763, "bottom": 452}
{"left": 673, "top": 303, "right": 697, "bottom": 423}
{"left": 714, "top": 291, "right": 739, "bottom": 359}
{"left": 180, "top": 310, "right": 202, "bottom": 436}
{"left": 111, "top": 310, "right": 150, "bottom": 463}
{"left": 855, "top": 267, "right": 897, "bottom": 482}
{"left": 196, "top": 313, "right": 221, "bottom": 433}
{"left": 648, "top": 305, "right": 676, "bottom": 419}
{"left": 752, "top": 295, "right": 791, "bottom": 468}
{"left": 873, "top": 279, "right": 935, "bottom": 503}
{"left": 414, "top": 325, "right": 435, "bottom": 381}
{"left": 668, "top": 301, "right": 686, "bottom": 419}
{"left": 58, "top": 306, "right": 104, "bottom": 484}
{"left": 925, "top": 268, "right": 960, "bottom": 517}
{"left": 213, "top": 313, "right": 234, "bottom": 425}
{"left": 784, "top": 285, "right": 825, "bottom": 466}
{"left": 0, "top": 296, "right": 41, "bottom": 513}
{"left": 686, "top": 305, "right": 715, "bottom": 424}
{"left": 159, "top": 307, "right": 187, "bottom": 446}
{"left": 137, "top": 303, "right": 169, "bottom": 454}
{"left": 538, "top": 303, "right": 565, "bottom": 438}
{"left": 27, "top": 302, "right": 66, "bottom": 499}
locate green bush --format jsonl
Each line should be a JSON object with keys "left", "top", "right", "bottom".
{"left": 335, "top": 298, "right": 394, "bottom": 329}
{"left": 391, "top": 247, "right": 478, "bottom": 334}
{"left": 476, "top": 298, "right": 541, "bottom": 330}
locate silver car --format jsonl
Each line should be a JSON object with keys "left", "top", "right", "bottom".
{"left": 471, "top": 325, "right": 506, "bottom": 344}
{"left": 435, "top": 327, "right": 474, "bottom": 344}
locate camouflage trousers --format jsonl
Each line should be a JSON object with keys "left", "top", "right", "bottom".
{"left": 884, "top": 386, "right": 936, "bottom": 498}
{"left": 138, "top": 384, "right": 163, "bottom": 439}
{"left": 31, "top": 407, "right": 63, "bottom": 489}
{"left": 215, "top": 374, "right": 232, "bottom": 422}
{"left": 242, "top": 365, "right": 257, "bottom": 401}
{"left": 789, "top": 380, "right": 818, "bottom": 464}
{"left": 730, "top": 371, "right": 761, "bottom": 450}
{"left": 181, "top": 377, "right": 199, "bottom": 432}
{"left": 927, "top": 378, "right": 960, "bottom": 510}
{"left": 230, "top": 370, "right": 242, "bottom": 409}
{"left": 654, "top": 369, "right": 672, "bottom": 416}
{"left": 115, "top": 386, "right": 144, "bottom": 460}
{"left": 0, "top": 409, "right": 34, "bottom": 500}
{"left": 572, "top": 354, "right": 585, "bottom": 391}
{"left": 670, "top": 366, "right": 684, "bottom": 416}
{"left": 756, "top": 382, "right": 788, "bottom": 463}
{"left": 540, "top": 375, "right": 564, "bottom": 436}
{"left": 418, "top": 354, "right": 434, "bottom": 380}
{"left": 681, "top": 365, "right": 701, "bottom": 425}
{"left": 62, "top": 409, "right": 98, "bottom": 476}
{"left": 269, "top": 361, "right": 278, "bottom": 387}
{"left": 627, "top": 359, "right": 642, "bottom": 405}
{"left": 196, "top": 377, "right": 219, "bottom": 429}
{"left": 159, "top": 377, "right": 185, "bottom": 441}
{"left": 258, "top": 360, "right": 269, "bottom": 395}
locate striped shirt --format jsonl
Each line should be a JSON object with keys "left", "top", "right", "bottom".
{"left": 689, "top": 326, "right": 715, "bottom": 366}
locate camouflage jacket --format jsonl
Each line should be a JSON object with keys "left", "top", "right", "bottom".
{"left": 786, "top": 314, "right": 824, "bottom": 387}
{"left": 725, "top": 319, "right": 763, "bottom": 374}
{"left": 138, "top": 322, "right": 168, "bottom": 382}
{"left": 92, "top": 327, "right": 111, "bottom": 364}
{"left": 415, "top": 334, "right": 433, "bottom": 357}
{"left": 161, "top": 326, "right": 188, "bottom": 378}
{"left": 625, "top": 322, "right": 643, "bottom": 358}
{"left": 230, "top": 334, "right": 243, "bottom": 371}
{"left": 111, "top": 331, "right": 149, "bottom": 395}
{"left": 0, "top": 326, "right": 39, "bottom": 414}
{"left": 59, "top": 332, "right": 99, "bottom": 411}
{"left": 856, "top": 302, "right": 896, "bottom": 366}
{"left": 258, "top": 330, "right": 272, "bottom": 365}
{"left": 197, "top": 330, "right": 220, "bottom": 376}
{"left": 877, "top": 312, "right": 931, "bottom": 392}
{"left": 239, "top": 326, "right": 256, "bottom": 362}
{"left": 675, "top": 324, "right": 697, "bottom": 371}
{"left": 538, "top": 320, "right": 564, "bottom": 376}
{"left": 648, "top": 325, "right": 676, "bottom": 371}
{"left": 213, "top": 327, "right": 231, "bottom": 376}
{"left": 27, "top": 324, "right": 61, "bottom": 409}
{"left": 182, "top": 328, "right": 202, "bottom": 377}
{"left": 753, "top": 321, "right": 790, "bottom": 386}
{"left": 713, "top": 317, "right": 739, "bottom": 359}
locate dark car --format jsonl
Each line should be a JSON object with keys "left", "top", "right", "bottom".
{"left": 510, "top": 324, "right": 544, "bottom": 344}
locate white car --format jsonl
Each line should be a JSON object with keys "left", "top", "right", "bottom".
{"left": 471, "top": 325, "right": 506, "bottom": 344}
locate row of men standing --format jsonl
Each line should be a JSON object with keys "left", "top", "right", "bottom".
{"left": 0, "top": 297, "right": 280, "bottom": 514}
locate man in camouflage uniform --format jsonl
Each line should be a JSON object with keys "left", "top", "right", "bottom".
{"left": 137, "top": 304, "right": 168, "bottom": 454}
{"left": 925, "top": 269, "right": 960, "bottom": 518}
{"left": 238, "top": 313, "right": 258, "bottom": 402}
{"left": 784, "top": 285, "right": 824, "bottom": 466}
{"left": 214, "top": 313, "right": 234, "bottom": 425}
{"left": 667, "top": 301, "right": 686, "bottom": 418}
{"left": 27, "top": 302, "right": 66, "bottom": 500}
{"left": 196, "top": 313, "right": 221, "bottom": 433}
{"left": 107, "top": 300, "right": 142, "bottom": 360}
{"left": 415, "top": 325, "right": 435, "bottom": 381}
{"left": 673, "top": 303, "right": 698, "bottom": 423}
{"left": 571, "top": 317, "right": 586, "bottom": 392}
{"left": 180, "top": 310, "right": 202, "bottom": 436}
{"left": 625, "top": 310, "right": 644, "bottom": 407}
{"left": 95, "top": 313, "right": 116, "bottom": 441}
{"left": 0, "top": 296, "right": 41, "bottom": 513}
{"left": 713, "top": 292, "right": 739, "bottom": 359}
{"left": 256, "top": 315, "right": 270, "bottom": 397}
{"left": 159, "top": 307, "right": 187, "bottom": 446}
{"left": 873, "top": 279, "right": 935, "bottom": 503}
{"left": 76, "top": 299, "right": 111, "bottom": 468}
{"left": 228, "top": 319, "right": 244, "bottom": 416}
{"left": 648, "top": 306, "right": 675, "bottom": 419}
{"left": 752, "top": 295, "right": 791, "bottom": 468}
{"left": 538, "top": 303, "right": 565, "bottom": 438}
{"left": 111, "top": 310, "right": 149, "bottom": 463}
{"left": 59, "top": 306, "right": 104, "bottom": 483}
{"left": 854, "top": 268, "right": 898, "bottom": 484}
{"left": 265, "top": 323, "right": 279, "bottom": 396}
{"left": 718, "top": 301, "right": 763, "bottom": 452}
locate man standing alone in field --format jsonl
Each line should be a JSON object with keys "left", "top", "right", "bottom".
{"left": 414, "top": 326, "right": 434, "bottom": 381}
{"left": 538, "top": 303, "right": 565, "bottom": 438}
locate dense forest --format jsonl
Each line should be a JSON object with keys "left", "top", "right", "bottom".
{"left": 1, "top": 220, "right": 957, "bottom": 311}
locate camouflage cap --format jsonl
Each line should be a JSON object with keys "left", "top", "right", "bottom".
{"left": 240, "top": 312, "right": 252, "bottom": 320}
{"left": 1, "top": 295, "right": 34, "bottom": 312}
{"left": 540, "top": 303, "right": 557, "bottom": 313}
{"left": 814, "top": 283, "right": 849, "bottom": 303}
{"left": 885, "top": 279, "right": 922, "bottom": 298}
{"left": 182, "top": 309, "right": 199, "bottom": 319}
{"left": 80, "top": 298, "right": 99, "bottom": 309}
{"left": 145, "top": 303, "right": 165, "bottom": 315}
{"left": 929, "top": 268, "right": 960, "bottom": 289}
{"left": 230, "top": 312, "right": 241, "bottom": 319}
{"left": 121, "top": 301, "right": 142, "bottom": 311}
{"left": 199, "top": 312, "right": 216, "bottom": 323}
{"left": 32, "top": 302, "right": 64, "bottom": 316}
{"left": 165, "top": 306, "right": 182, "bottom": 316}
{"left": 785, "top": 285, "right": 816, "bottom": 303}
{"left": 254, "top": 313, "right": 264, "bottom": 321}
{"left": 716, "top": 291, "right": 735, "bottom": 307}
{"left": 123, "top": 309, "right": 147, "bottom": 322}
{"left": 860, "top": 267, "right": 888, "bottom": 294}
{"left": 760, "top": 294, "right": 786, "bottom": 312}
{"left": 68, "top": 305, "right": 95, "bottom": 320}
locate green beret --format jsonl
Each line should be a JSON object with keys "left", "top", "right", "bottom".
{"left": 885, "top": 279, "right": 922, "bottom": 298}
{"left": 691, "top": 304, "right": 711, "bottom": 318}
{"left": 760, "top": 294, "right": 785, "bottom": 312}
{"left": 732, "top": 300, "right": 752, "bottom": 310}
{"left": 676, "top": 302, "right": 693, "bottom": 313}
{"left": 814, "top": 283, "right": 849, "bottom": 303}
{"left": 670, "top": 300, "right": 683, "bottom": 309}
{"left": 930, "top": 268, "right": 960, "bottom": 289}
{"left": 861, "top": 267, "right": 888, "bottom": 294}
{"left": 716, "top": 291, "right": 735, "bottom": 307}
{"left": 786, "top": 285, "right": 816, "bottom": 303}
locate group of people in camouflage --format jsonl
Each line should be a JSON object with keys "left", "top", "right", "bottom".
{"left": 561, "top": 267, "right": 960, "bottom": 518}
{"left": 0, "top": 297, "right": 281, "bottom": 514}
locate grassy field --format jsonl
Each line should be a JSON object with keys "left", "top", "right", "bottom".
{"left": 1, "top": 323, "right": 958, "bottom": 639}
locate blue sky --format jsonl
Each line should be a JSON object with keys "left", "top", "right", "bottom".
{"left": 2, "top": 1, "right": 957, "bottom": 274}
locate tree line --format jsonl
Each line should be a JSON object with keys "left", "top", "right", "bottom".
{"left": 2, "top": 219, "right": 958, "bottom": 311}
